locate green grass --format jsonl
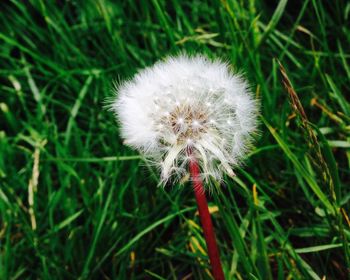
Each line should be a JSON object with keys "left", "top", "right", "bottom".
{"left": 1, "top": 0, "right": 350, "bottom": 279}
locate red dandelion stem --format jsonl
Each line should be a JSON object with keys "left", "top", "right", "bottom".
{"left": 189, "top": 154, "right": 225, "bottom": 280}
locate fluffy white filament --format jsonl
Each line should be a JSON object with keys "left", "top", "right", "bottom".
{"left": 110, "top": 54, "right": 258, "bottom": 185}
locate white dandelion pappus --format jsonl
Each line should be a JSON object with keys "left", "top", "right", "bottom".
{"left": 111, "top": 54, "right": 258, "bottom": 185}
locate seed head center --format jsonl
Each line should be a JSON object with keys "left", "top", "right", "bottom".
{"left": 166, "top": 103, "right": 208, "bottom": 143}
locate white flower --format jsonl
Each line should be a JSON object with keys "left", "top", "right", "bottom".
{"left": 110, "top": 54, "right": 258, "bottom": 185}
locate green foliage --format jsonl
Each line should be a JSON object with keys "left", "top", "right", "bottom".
{"left": 1, "top": 0, "right": 349, "bottom": 279}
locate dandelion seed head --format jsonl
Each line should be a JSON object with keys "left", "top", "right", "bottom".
{"left": 110, "top": 54, "right": 259, "bottom": 185}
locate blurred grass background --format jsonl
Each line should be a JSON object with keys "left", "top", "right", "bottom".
{"left": 0, "top": 0, "right": 350, "bottom": 279}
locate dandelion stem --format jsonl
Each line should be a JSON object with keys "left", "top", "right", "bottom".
{"left": 189, "top": 155, "right": 225, "bottom": 280}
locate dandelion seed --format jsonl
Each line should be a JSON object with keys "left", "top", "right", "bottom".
{"left": 110, "top": 54, "right": 258, "bottom": 185}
